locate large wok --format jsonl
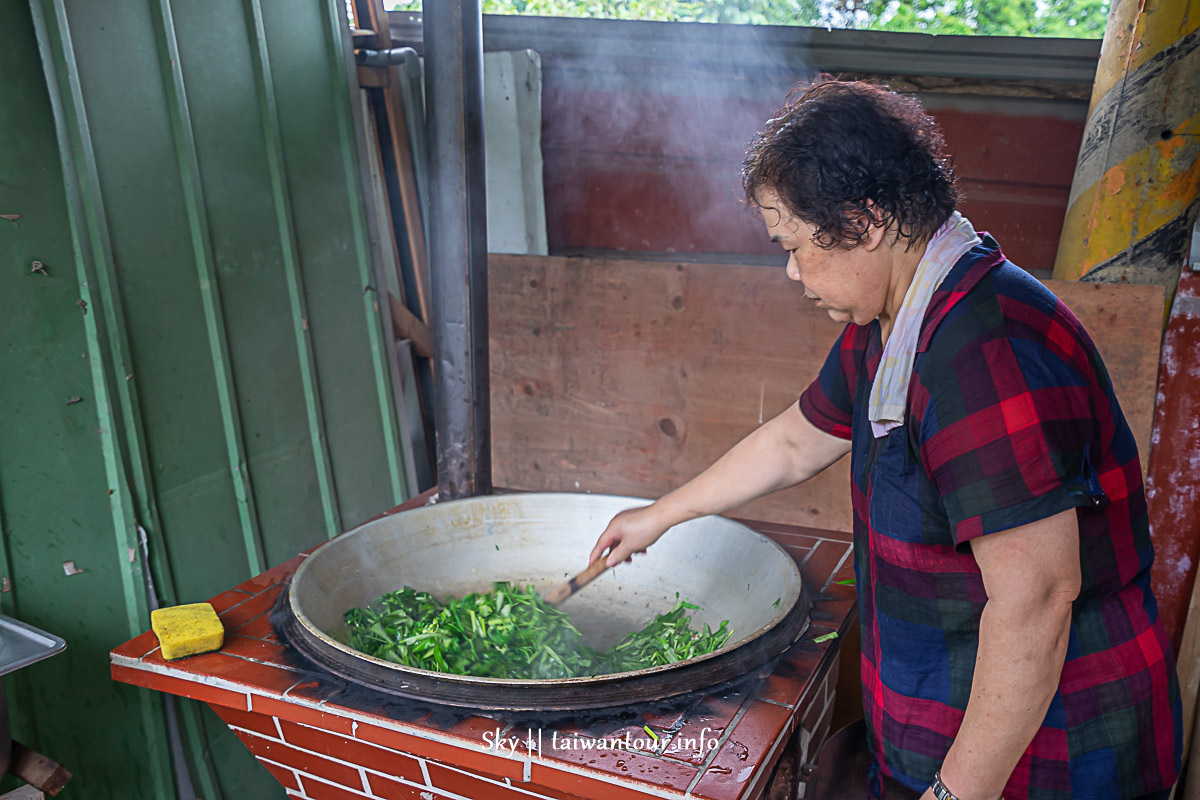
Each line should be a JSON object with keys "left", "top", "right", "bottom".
{"left": 279, "top": 493, "right": 811, "bottom": 710}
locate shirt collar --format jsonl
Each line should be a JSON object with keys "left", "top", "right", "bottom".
{"left": 915, "top": 234, "right": 1007, "bottom": 354}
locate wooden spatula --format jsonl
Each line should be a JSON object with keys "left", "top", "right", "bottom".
{"left": 544, "top": 558, "right": 610, "bottom": 607}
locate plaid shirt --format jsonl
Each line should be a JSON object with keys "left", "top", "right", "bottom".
{"left": 799, "top": 237, "right": 1181, "bottom": 799}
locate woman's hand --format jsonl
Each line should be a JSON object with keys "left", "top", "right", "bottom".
{"left": 588, "top": 504, "right": 677, "bottom": 567}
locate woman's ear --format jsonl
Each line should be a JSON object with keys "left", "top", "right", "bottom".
{"left": 851, "top": 201, "right": 889, "bottom": 252}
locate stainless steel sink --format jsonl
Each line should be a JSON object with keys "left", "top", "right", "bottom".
{"left": 0, "top": 615, "right": 67, "bottom": 777}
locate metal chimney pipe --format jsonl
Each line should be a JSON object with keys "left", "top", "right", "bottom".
{"left": 424, "top": 0, "right": 492, "bottom": 500}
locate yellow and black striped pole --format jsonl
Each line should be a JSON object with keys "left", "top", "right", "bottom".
{"left": 1053, "top": 0, "right": 1200, "bottom": 291}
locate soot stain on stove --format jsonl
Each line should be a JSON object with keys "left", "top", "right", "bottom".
{"left": 268, "top": 583, "right": 778, "bottom": 736}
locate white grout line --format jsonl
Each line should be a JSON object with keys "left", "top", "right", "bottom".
{"left": 221, "top": 650, "right": 308, "bottom": 673}
{"left": 274, "top": 716, "right": 285, "bottom": 740}
{"left": 419, "top": 757, "right": 431, "bottom": 786}
{"left": 757, "top": 696, "right": 792, "bottom": 709}
{"left": 821, "top": 544, "right": 854, "bottom": 592}
{"left": 358, "top": 766, "right": 371, "bottom": 795}
{"left": 798, "top": 540, "right": 820, "bottom": 568}
{"left": 228, "top": 724, "right": 282, "bottom": 744}
{"left": 298, "top": 770, "right": 374, "bottom": 799}
{"left": 684, "top": 698, "right": 756, "bottom": 797}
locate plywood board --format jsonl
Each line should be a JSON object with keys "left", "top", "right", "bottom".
{"left": 490, "top": 255, "right": 1164, "bottom": 531}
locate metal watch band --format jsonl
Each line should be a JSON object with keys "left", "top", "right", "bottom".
{"left": 931, "top": 771, "right": 962, "bottom": 800}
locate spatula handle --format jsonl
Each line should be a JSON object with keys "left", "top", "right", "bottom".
{"left": 544, "top": 558, "right": 610, "bottom": 607}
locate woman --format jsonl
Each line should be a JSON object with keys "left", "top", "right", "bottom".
{"left": 588, "top": 79, "right": 1181, "bottom": 800}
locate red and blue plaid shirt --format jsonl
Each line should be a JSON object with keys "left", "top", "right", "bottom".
{"left": 799, "top": 237, "right": 1181, "bottom": 799}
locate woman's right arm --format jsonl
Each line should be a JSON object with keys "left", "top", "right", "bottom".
{"left": 588, "top": 403, "right": 851, "bottom": 566}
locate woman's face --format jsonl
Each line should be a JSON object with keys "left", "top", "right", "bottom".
{"left": 757, "top": 188, "right": 892, "bottom": 327}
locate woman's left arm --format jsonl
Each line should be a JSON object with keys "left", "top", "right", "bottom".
{"left": 924, "top": 507, "right": 1081, "bottom": 800}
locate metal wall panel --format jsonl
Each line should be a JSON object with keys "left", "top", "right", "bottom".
{"left": 2, "top": 0, "right": 411, "bottom": 794}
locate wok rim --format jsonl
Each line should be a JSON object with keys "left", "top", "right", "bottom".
{"left": 280, "top": 492, "right": 812, "bottom": 708}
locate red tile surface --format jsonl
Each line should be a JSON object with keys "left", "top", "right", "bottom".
{"left": 218, "top": 586, "right": 285, "bottom": 628}
{"left": 231, "top": 611, "right": 277, "bottom": 640}
{"left": 208, "top": 588, "right": 256, "bottom": 614}
{"left": 667, "top": 689, "right": 750, "bottom": 766}
{"left": 690, "top": 701, "right": 795, "bottom": 800}
{"left": 242, "top": 554, "right": 306, "bottom": 593}
{"left": 797, "top": 540, "right": 850, "bottom": 593}
{"left": 110, "top": 629, "right": 160, "bottom": 660}
{"left": 278, "top": 719, "right": 424, "bottom": 785}
{"left": 216, "top": 635, "right": 296, "bottom": 665}
{"left": 758, "top": 658, "right": 816, "bottom": 708}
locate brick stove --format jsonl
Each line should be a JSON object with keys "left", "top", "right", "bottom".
{"left": 111, "top": 496, "right": 856, "bottom": 800}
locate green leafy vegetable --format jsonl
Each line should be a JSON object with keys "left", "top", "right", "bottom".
{"left": 341, "top": 581, "right": 732, "bottom": 679}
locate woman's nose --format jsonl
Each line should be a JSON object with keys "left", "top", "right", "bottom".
{"left": 785, "top": 255, "right": 801, "bottom": 282}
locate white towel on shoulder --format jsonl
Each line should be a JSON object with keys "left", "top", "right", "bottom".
{"left": 868, "top": 212, "right": 982, "bottom": 438}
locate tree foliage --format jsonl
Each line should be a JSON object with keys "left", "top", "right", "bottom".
{"left": 385, "top": 0, "right": 1110, "bottom": 37}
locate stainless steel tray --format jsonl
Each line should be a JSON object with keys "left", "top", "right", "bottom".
{"left": 0, "top": 614, "right": 67, "bottom": 677}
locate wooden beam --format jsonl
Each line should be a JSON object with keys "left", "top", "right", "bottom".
{"left": 9, "top": 742, "right": 70, "bottom": 796}
{"left": 352, "top": 0, "right": 432, "bottom": 328}
{"left": 356, "top": 64, "right": 389, "bottom": 89}
{"left": 389, "top": 292, "right": 434, "bottom": 359}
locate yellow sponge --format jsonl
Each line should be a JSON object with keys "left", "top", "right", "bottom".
{"left": 151, "top": 603, "right": 225, "bottom": 661}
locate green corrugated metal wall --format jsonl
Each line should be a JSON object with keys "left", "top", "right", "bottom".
{"left": 0, "top": 0, "right": 411, "bottom": 795}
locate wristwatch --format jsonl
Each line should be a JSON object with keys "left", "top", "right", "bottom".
{"left": 930, "top": 771, "right": 962, "bottom": 800}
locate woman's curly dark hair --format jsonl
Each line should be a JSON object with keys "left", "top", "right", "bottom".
{"left": 742, "top": 78, "right": 960, "bottom": 250}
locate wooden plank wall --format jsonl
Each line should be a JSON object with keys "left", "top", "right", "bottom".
{"left": 489, "top": 254, "right": 1164, "bottom": 532}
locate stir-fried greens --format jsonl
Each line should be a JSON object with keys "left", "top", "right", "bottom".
{"left": 341, "top": 581, "right": 732, "bottom": 679}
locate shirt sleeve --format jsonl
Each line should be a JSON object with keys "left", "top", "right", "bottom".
{"left": 798, "top": 325, "right": 857, "bottom": 440}
{"left": 916, "top": 332, "right": 1098, "bottom": 548}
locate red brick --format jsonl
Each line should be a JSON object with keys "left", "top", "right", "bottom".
{"left": 251, "top": 693, "right": 356, "bottom": 736}
{"left": 297, "top": 774, "right": 368, "bottom": 800}
{"left": 354, "top": 718, "right": 524, "bottom": 781}
{"left": 426, "top": 760, "right": 555, "bottom": 799}
{"left": 111, "top": 663, "right": 248, "bottom": 710}
{"left": 279, "top": 719, "right": 423, "bottom": 785}
{"left": 235, "top": 729, "right": 362, "bottom": 791}
{"left": 258, "top": 758, "right": 300, "bottom": 791}
{"left": 527, "top": 762, "right": 665, "bottom": 800}
{"left": 211, "top": 704, "right": 281, "bottom": 740}
{"left": 367, "top": 772, "right": 458, "bottom": 800}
